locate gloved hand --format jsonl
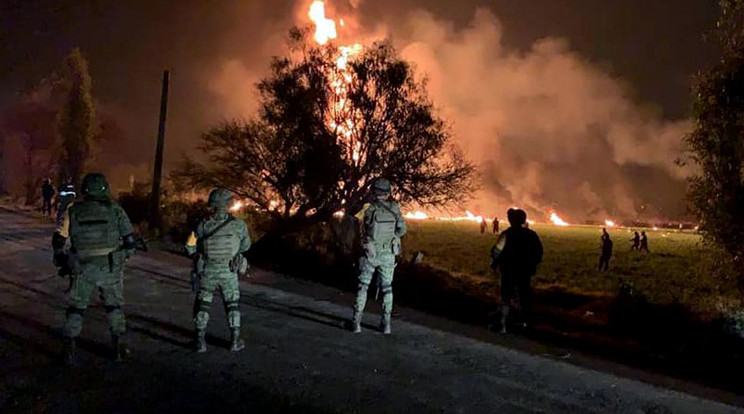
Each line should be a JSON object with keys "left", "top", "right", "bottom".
{"left": 53, "top": 251, "right": 68, "bottom": 267}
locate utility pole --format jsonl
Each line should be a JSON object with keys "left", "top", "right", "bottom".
{"left": 149, "top": 70, "right": 169, "bottom": 231}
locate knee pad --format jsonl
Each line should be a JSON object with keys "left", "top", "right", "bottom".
{"left": 196, "top": 299, "right": 212, "bottom": 313}
{"left": 224, "top": 300, "right": 239, "bottom": 313}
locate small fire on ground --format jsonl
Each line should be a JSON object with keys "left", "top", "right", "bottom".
{"left": 404, "top": 210, "right": 487, "bottom": 223}
{"left": 549, "top": 212, "right": 569, "bottom": 226}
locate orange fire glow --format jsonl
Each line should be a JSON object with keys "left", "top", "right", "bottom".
{"left": 229, "top": 200, "right": 244, "bottom": 212}
{"left": 604, "top": 219, "right": 616, "bottom": 227}
{"left": 404, "top": 211, "right": 429, "bottom": 220}
{"left": 308, "top": 1, "right": 337, "bottom": 45}
{"left": 437, "top": 210, "right": 486, "bottom": 223}
{"left": 308, "top": 1, "right": 364, "bottom": 167}
{"left": 549, "top": 212, "right": 569, "bottom": 226}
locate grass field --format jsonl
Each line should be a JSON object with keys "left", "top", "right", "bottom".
{"left": 402, "top": 221, "right": 736, "bottom": 312}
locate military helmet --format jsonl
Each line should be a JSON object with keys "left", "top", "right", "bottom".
{"left": 81, "top": 173, "right": 110, "bottom": 200}
{"left": 208, "top": 188, "right": 233, "bottom": 208}
{"left": 372, "top": 178, "right": 392, "bottom": 194}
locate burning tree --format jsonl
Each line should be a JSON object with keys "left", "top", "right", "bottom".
{"left": 684, "top": 0, "right": 744, "bottom": 273}
{"left": 175, "top": 28, "right": 475, "bottom": 225}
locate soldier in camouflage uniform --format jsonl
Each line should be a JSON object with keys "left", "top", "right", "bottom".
{"left": 351, "top": 178, "right": 407, "bottom": 334}
{"left": 185, "top": 188, "right": 251, "bottom": 353}
{"left": 52, "top": 173, "right": 136, "bottom": 364}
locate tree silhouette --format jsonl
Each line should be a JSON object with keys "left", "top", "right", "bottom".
{"left": 685, "top": 0, "right": 744, "bottom": 272}
{"left": 175, "top": 29, "right": 475, "bottom": 225}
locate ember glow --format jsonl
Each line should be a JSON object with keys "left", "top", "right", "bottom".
{"left": 229, "top": 200, "right": 244, "bottom": 212}
{"left": 549, "top": 212, "right": 569, "bottom": 226}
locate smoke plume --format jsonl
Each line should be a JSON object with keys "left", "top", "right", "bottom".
{"left": 206, "top": 1, "right": 693, "bottom": 222}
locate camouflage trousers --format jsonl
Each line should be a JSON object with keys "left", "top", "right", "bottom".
{"left": 193, "top": 269, "right": 241, "bottom": 333}
{"left": 354, "top": 251, "right": 396, "bottom": 320}
{"left": 65, "top": 257, "right": 126, "bottom": 338}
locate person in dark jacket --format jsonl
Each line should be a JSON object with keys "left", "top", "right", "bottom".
{"left": 41, "top": 178, "right": 55, "bottom": 217}
{"left": 491, "top": 208, "right": 543, "bottom": 333}
{"left": 640, "top": 231, "right": 650, "bottom": 252}
{"left": 631, "top": 231, "right": 640, "bottom": 251}
{"left": 598, "top": 228, "right": 613, "bottom": 271}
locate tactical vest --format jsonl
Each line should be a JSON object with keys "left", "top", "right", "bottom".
{"left": 370, "top": 202, "right": 397, "bottom": 246}
{"left": 202, "top": 216, "right": 240, "bottom": 266}
{"left": 69, "top": 200, "right": 120, "bottom": 258}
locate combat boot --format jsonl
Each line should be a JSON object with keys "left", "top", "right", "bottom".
{"left": 195, "top": 331, "right": 207, "bottom": 353}
{"left": 64, "top": 336, "right": 76, "bottom": 366}
{"left": 351, "top": 311, "right": 362, "bottom": 333}
{"left": 500, "top": 305, "right": 509, "bottom": 334}
{"left": 230, "top": 328, "right": 245, "bottom": 352}
{"left": 380, "top": 314, "right": 391, "bottom": 335}
{"left": 112, "top": 335, "right": 129, "bottom": 362}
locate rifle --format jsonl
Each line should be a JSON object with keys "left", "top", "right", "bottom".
{"left": 190, "top": 253, "right": 203, "bottom": 293}
{"left": 54, "top": 252, "right": 76, "bottom": 293}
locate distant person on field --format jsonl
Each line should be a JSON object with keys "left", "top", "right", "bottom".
{"left": 598, "top": 229, "right": 612, "bottom": 271}
{"left": 631, "top": 231, "right": 640, "bottom": 251}
{"left": 640, "top": 231, "right": 650, "bottom": 252}
{"left": 490, "top": 208, "right": 543, "bottom": 334}
{"left": 41, "top": 178, "right": 55, "bottom": 217}
{"left": 480, "top": 218, "right": 487, "bottom": 234}
{"left": 492, "top": 216, "right": 499, "bottom": 234}
{"left": 601, "top": 228, "right": 609, "bottom": 242}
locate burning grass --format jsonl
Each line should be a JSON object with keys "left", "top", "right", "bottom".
{"left": 402, "top": 221, "right": 737, "bottom": 313}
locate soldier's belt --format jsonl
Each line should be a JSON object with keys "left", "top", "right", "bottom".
{"left": 75, "top": 248, "right": 117, "bottom": 258}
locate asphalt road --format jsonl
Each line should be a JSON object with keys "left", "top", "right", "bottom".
{"left": 0, "top": 207, "right": 742, "bottom": 414}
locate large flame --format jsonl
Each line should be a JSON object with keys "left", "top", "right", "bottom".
{"left": 549, "top": 212, "right": 569, "bottom": 226}
{"left": 604, "top": 219, "right": 616, "bottom": 227}
{"left": 307, "top": 1, "right": 364, "bottom": 167}
{"left": 308, "top": 1, "right": 337, "bottom": 45}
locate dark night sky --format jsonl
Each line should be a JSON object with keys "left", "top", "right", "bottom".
{"left": 0, "top": 0, "right": 723, "bottom": 217}
{"left": 1, "top": 1, "right": 719, "bottom": 118}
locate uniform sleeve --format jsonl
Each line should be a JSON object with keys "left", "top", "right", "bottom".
{"left": 238, "top": 220, "right": 251, "bottom": 253}
{"left": 56, "top": 205, "right": 72, "bottom": 238}
{"left": 185, "top": 222, "right": 204, "bottom": 256}
{"left": 116, "top": 205, "right": 135, "bottom": 236}
{"left": 362, "top": 205, "right": 375, "bottom": 243}
{"left": 394, "top": 204, "right": 407, "bottom": 238}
